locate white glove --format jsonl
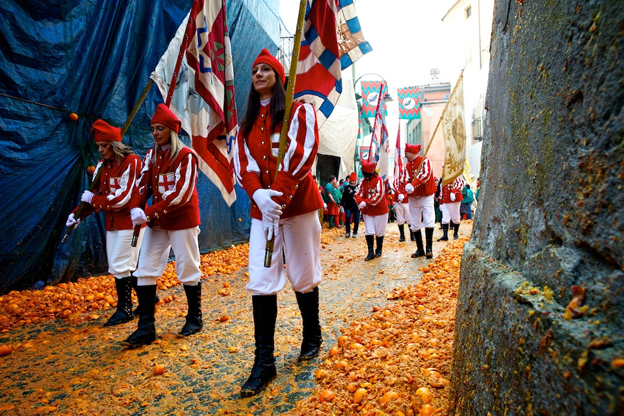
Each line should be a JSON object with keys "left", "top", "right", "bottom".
{"left": 262, "top": 216, "right": 280, "bottom": 240}
{"left": 253, "top": 189, "right": 283, "bottom": 221}
{"left": 405, "top": 183, "right": 415, "bottom": 194}
{"left": 81, "top": 190, "right": 94, "bottom": 204}
{"left": 450, "top": 193, "right": 456, "bottom": 202}
{"left": 358, "top": 201, "right": 366, "bottom": 210}
{"left": 130, "top": 208, "right": 147, "bottom": 227}
{"left": 398, "top": 194, "right": 405, "bottom": 202}
{"left": 66, "top": 213, "right": 81, "bottom": 228}
{"left": 323, "top": 203, "right": 327, "bottom": 210}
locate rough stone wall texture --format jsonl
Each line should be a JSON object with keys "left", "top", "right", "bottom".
{"left": 449, "top": 0, "right": 624, "bottom": 415}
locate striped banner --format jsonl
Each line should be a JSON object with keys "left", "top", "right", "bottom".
{"left": 397, "top": 86, "right": 421, "bottom": 119}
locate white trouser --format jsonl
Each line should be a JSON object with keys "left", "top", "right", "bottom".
{"left": 441, "top": 202, "right": 461, "bottom": 225}
{"left": 395, "top": 202, "right": 409, "bottom": 225}
{"left": 363, "top": 213, "right": 388, "bottom": 237}
{"left": 135, "top": 226, "right": 202, "bottom": 286}
{"left": 106, "top": 228, "right": 144, "bottom": 279}
{"left": 247, "top": 210, "right": 322, "bottom": 296}
{"left": 408, "top": 194, "right": 435, "bottom": 230}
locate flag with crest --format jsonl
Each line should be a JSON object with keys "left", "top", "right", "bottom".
{"left": 151, "top": 0, "right": 238, "bottom": 206}
{"left": 397, "top": 86, "right": 421, "bottom": 119}
{"left": 294, "top": 0, "right": 372, "bottom": 128}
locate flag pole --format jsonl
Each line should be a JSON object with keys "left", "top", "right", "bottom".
{"left": 121, "top": 79, "right": 154, "bottom": 137}
{"left": 264, "top": 0, "right": 308, "bottom": 268}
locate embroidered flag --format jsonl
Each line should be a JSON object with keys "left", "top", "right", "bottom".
{"left": 397, "top": 86, "right": 421, "bottom": 119}
{"left": 359, "top": 81, "right": 387, "bottom": 119}
{"left": 442, "top": 73, "right": 467, "bottom": 186}
{"left": 294, "top": 0, "right": 372, "bottom": 129}
{"left": 151, "top": 0, "right": 238, "bottom": 206}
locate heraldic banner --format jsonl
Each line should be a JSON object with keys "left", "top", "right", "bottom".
{"left": 442, "top": 73, "right": 467, "bottom": 186}
{"left": 359, "top": 80, "right": 387, "bottom": 118}
{"left": 397, "top": 86, "right": 421, "bottom": 119}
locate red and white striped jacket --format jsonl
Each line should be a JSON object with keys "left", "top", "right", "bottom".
{"left": 392, "top": 167, "right": 409, "bottom": 202}
{"left": 404, "top": 156, "right": 436, "bottom": 197}
{"left": 130, "top": 146, "right": 200, "bottom": 230}
{"left": 77, "top": 155, "right": 143, "bottom": 231}
{"left": 234, "top": 101, "right": 323, "bottom": 220}
{"left": 355, "top": 173, "right": 389, "bottom": 216}
{"left": 440, "top": 176, "right": 464, "bottom": 204}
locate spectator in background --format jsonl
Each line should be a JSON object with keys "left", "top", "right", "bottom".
{"left": 341, "top": 172, "right": 360, "bottom": 238}
{"left": 313, "top": 175, "right": 325, "bottom": 223}
{"left": 324, "top": 176, "right": 342, "bottom": 229}
{"left": 460, "top": 183, "right": 474, "bottom": 220}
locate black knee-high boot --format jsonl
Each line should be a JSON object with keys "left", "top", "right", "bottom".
{"left": 425, "top": 227, "right": 434, "bottom": 259}
{"left": 398, "top": 224, "right": 405, "bottom": 242}
{"left": 104, "top": 277, "right": 134, "bottom": 327}
{"left": 411, "top": 230, "right": 425, "bottom": 258}
{"left": 180, "top": 282, "right": 203, "bottom": 336}
{"left": 410, "top": 229, "right": 416, "bottom": 241}
{"left": 122, "top": 285, "right": 157, "bottom": 347}
{"left": 295, "top": 287, "right": 322, "bottom": 360}
{"left": 375, "top": 236, "right": 384, "bottom": 258}
{"left": 453, "top": 221, "right": 460, "bottom": 239}
{"left": 241, "top": 295, "right": 278, "bottom": 397}
{"left": 132, "top": 274, "right": 159, "bottom": 316}
{"left": 365, "top": 235, "right": 375, "bottom": 261}
{"left": 437, "top": 223, "right": 449, "bottom": 241}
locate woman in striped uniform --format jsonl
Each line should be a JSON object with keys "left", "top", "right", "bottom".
{"left": 122, "top": 104, "right": 203, "bottom": 347}
{"left": 234, "top": 49, "right": 324, "bottom": 397}
{"left": 66, "top": 120, "right": 145, "bottom": 327}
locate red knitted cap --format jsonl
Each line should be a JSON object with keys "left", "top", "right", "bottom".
{"left": 361, "top": 160, "right": 377, "bottom": 174}
{"left": 150, "top": 104, "right": 181, "bottom": 133}
{"left": 252, "top": 48, "right": 285, "bottom": 83}
{"left": 405, "top": 144, "right": 421, "bottom": 154}
{"left": 91, "top": 119, "right": 121, "bottom": 142}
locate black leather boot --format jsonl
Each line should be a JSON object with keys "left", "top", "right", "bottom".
{"left": 410, "top": 229, "right": 416, "bottom": 241}
{"left": 437, "top": 223, "right": 449, "bottom": 241}
{"left": 365, "top": 235, "right": 375, "bottom": 261}
{"left": 295, "top": 287, "right": 322, "bottom": 360}
{"left": 411, "top": 230, "right": 425, "bottom": 258}
{"left": 180, "top": 282, "right": 203, "bottom": 336}
{"left": 104, "top": 277, "right": 134, "bottom": 327}
{"left": 425, "top": 227, "right": 434, "bottom": 259}
{"left": 398, "top": 224, "right": 405, "bottom": 242}
{"left": 121, "top": 285, "right": 157, "bottom": 347}
{"left": 132, "top": 275, "right": 159, "bottom": 316}
{"left": 241, "top": 295, "right": 278, "bottom": 397}
{"left": 453, "top": 221, "right": 460, "bottom": 240}
{"left": 375, "top": 236, "right": 384, "bottom": 258}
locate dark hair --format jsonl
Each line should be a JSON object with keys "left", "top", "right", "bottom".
{"left": 329, "top": 175, "right": 336, "bottom": 182}
{"left": 239, "top": 75, "right": 286, "bottom": 138}
{"left": 466, "top": 184, "right": 471, "bottom": 189}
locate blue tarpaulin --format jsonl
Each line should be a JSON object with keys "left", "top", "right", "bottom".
{"left": 0, "top": 0, "right": 281, "bottom": 293}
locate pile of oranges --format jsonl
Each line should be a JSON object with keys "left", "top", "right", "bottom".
{"left": 0, "top": 244, "right": 250, "bottom": 334}
{"left": 290, "top": 238, "right": 468, "bottom": 416}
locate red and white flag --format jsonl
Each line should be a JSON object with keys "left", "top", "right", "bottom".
{"left": 151, "top": 0, "right": 238, "bottom": 206}
{"left": 394, "top": 128, "right": 403, "bottom": 180}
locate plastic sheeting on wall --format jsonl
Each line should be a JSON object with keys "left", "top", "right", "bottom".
{"left": 0, "top": 0, "right": 280, "bottom": 293}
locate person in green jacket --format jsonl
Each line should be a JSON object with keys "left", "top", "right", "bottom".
{"left": 325, "top": 176, "right": 342, "bottom": 228}
{"left": 460, "top": 184, "right": 474, "bottom": 220}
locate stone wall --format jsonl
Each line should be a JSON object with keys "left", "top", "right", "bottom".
{"left": 449, "top": 0, "right": 624, "bottom": 414}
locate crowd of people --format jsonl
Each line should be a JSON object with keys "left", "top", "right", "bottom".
{"left": 313, "top": 143, "right": 479, "bottom": 262}
{"left": 63, "top": 49, "right": 480, "bottom": 399}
